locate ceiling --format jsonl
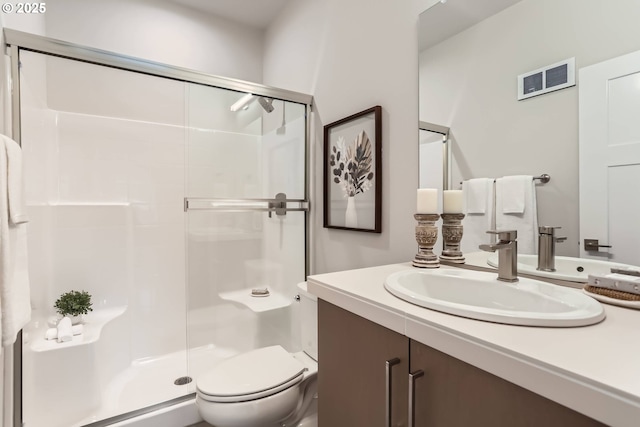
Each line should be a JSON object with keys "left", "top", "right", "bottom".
{"left": 168, "top": 0, "right": 290, "bottom": 29}
{"left": 419, "top": 0, "right": 523, "bottom": 51}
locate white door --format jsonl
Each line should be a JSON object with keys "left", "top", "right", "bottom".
{"left": 579, "top": 50, "right": 640, "bottom": 265}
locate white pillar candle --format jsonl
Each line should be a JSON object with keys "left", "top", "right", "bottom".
{"left": 417, "top": 189, "right": 438, "bottom": 214}
{"left": 443, "top": 190, "right": 463, "bottom": 213}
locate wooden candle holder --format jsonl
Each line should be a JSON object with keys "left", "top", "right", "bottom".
{"left": 413, "top": 213, "right": 440, "bottom": 268}
{"left": 439, "top": 213, "right": 465, "bottom": 264}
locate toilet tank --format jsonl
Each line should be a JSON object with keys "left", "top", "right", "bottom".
{"left": 297, "top": 282, "right": 318, "bottom": 361}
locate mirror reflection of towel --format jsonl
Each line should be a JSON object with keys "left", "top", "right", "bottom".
{"left": 461, "top": 178, "right": 495, "bottom": 253}
{"left": 464, "top": 178, "right": 490, "bottom": 214}
{"left": 496, "top": 176, "right": 538, "bottom": 254}
{"left": 498, "top": 176, "right": 527, "bottom": 214}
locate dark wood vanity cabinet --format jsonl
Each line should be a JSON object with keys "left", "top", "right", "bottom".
{"left": 317, "top": 299, "right": 409, "bottom": 426}
{"left": 318, "top": 299, "right": 605, "bottom": 427}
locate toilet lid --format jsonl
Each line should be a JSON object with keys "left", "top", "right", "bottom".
{"left": 197, "top": 345, "right": 306, "bottom": 402}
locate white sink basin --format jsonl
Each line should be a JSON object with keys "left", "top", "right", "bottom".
{"left": 487, "top": 254, "right": 638, "bottom": 283}
{"left": 384, "top": 268, "right": 605, "bottom": 327}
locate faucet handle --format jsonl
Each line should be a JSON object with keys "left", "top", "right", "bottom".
{"left": 539, "top": 226, "right": 561, "bottom": 235}
{"left": 486, "top": 230, "right": 517, "bottom": 241}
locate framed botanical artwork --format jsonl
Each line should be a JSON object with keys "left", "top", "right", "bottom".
{"left": 323, "top": 106, "right": 382, "bottom": 232}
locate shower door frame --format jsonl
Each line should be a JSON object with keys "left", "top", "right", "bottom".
{"left": 4, "top": 28, "right": 313, "bottom": 427}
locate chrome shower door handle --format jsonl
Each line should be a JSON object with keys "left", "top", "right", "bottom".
{"left": 268, "top": 192, "right": 287, "bottom": 218}
{"left": 385, "top": 358, "right": 401, "bottom": 427}
{"left": 408, "top": 370, "right": 424, "bottom": 427}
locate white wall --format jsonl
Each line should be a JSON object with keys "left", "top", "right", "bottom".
{"left": 419, "top": 0, "right": 640, "bottom": 256}
{"left": 3, "top": 0, "right": 264, "bottom": 83}
{"left": 264, "top": 0, "right": 423, "bottom": 274}
{"left": 1, "top": 5, "right": 45, "bottom": 36}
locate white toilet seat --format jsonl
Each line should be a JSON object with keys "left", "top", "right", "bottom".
{"left": 197, "top": 345, "right": 306, "bottom": 403}
{"left": 198, "top": 374, "right": 303, "bottom": 403}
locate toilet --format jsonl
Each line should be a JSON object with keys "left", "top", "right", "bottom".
{"left": 196, "top": 282, "right": 318, "bottom": 427}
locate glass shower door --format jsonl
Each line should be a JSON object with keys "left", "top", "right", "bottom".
{"left": 184, "top": 84, "right": 308, "bottom": 379}
{"left": 15, "top": 41, "right": 310, "bottom": 427}
{"left": 19, "top": 50, "right": 190, "bottom": 427}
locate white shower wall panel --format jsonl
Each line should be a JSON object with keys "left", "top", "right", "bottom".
{"left": 48, "top": 205, "right": 131, "bottom": 307}
{"left": 186, "top": 211, "right": 264, "bottom": 310}
{"left": 45, "top": 54, "right": 185, "bottom": 126}
{"left": 20, "top": 108, "right": 58, "bottom": 314}
{"left": 260, "top": 112, "right": 306, "bottom": 199}
{"left": 129, "top": 223, "right": 186, "bottom": 360}
{"left": 19, "top": 108, "right": 59, "bottom": 203}
{"left": 20, "top": 51, "right": 189, "bottom": 365}
{"left": 16, "top": 47, "right": 47, "bottom": 108}
{"left": 47, "top": 112, "right": 187, "bottom": 360}
{"left": 19, "top": 53, "right": 57, "bottom": 204}
{"left": 55, "top": 112, "right": 185, "bottom": 204}
{"left": 186, "top": 128, "right": 261, "bottom": 199}
{"left": 256, "top": 115, "right": 306, "bottom": 350}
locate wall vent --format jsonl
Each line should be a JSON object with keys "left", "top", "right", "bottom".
{"left": 517, "top": 57, "right": 575, "bottom": 100}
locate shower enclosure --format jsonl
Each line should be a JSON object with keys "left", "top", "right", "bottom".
{"left": 5, "top": 30, "right": 311, "bottom": 427}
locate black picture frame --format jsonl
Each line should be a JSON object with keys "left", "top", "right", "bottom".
{"left": 323, "top": 106, "right": 382, "bottom": 232}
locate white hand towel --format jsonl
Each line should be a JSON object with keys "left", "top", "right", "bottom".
{"left": 496, "top": 176, "right": 538, "bottom": 254}
{"left": 45, "top": 324, "right": 84, "bottom": 340}
{"left": 497, "top": 175, "right": 528, "bottom": 214}
{"left": 461, "top": 178, "right": 495, "bottom": 254}
{"left": 463, "top": 178, "right": 491, "bottom": 214}
{"left": 4, "top": 137, "right": 28, "bottom": 225}
{"left": 56, "top": 317, "right": 73, "bottom": 343}
{"left": 0, "top": 134, "right": 32, "bottom": 347}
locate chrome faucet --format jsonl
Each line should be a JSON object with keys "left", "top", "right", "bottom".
{"left": 537, "top": 226, "right": 567, "bottom": 272}
{"left": 479, "top": 230, "right": 518, "bottom": 282}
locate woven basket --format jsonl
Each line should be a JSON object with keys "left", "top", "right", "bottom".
{"left": 584, "top": 285, "right": 640, "bottom": 302}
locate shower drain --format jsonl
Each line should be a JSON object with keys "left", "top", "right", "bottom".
{"left": 174, "top": 376, "right": 193, "bottom": 386}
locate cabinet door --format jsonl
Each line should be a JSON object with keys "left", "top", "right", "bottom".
{"left": 410, "top": 340, "right": 605, "bottom": 427}
{"left": 318, "top": 300, "right": 408, "bottom": 427}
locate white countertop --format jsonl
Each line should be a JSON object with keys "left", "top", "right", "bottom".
{"left": 307, "top": 263, "right": 640, "bottom": 427}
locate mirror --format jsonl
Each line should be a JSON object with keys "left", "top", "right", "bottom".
{"left": 418, "top": 0, "right": 640, "bottom": 263}
{"left": 419, "top": 121, "right": 449, "bottom": 191}
{"left": 419, "top": 121, "right": 450, "bottom": 254}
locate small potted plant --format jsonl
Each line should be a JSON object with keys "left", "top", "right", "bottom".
{"left": 54, "top": 290, "right": 93, "bottom": 324}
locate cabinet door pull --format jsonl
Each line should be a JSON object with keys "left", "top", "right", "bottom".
{"left": 408, "top": 370, "right": 424, "bottom": 427}
{"left": 385, "top": 358, "right": 401, "bottom": 427}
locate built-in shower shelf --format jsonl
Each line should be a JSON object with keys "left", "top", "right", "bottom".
{"left": 219, "top": 288, "right": 292, "bottom": 313}
{"left": 28, "top": 305, "right": 127, "bottom": 352}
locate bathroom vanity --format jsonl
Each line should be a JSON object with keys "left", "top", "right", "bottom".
{"left": 308, "top": 263, "right": 640, "bottom": 427}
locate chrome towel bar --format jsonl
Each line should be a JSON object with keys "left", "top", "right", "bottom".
{"left": 459, "top": 173, "right": 550, "bottom": 186}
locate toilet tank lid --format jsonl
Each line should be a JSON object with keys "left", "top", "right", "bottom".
{"left": 197, "top": 345, "right": 305, "bottom": 398}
